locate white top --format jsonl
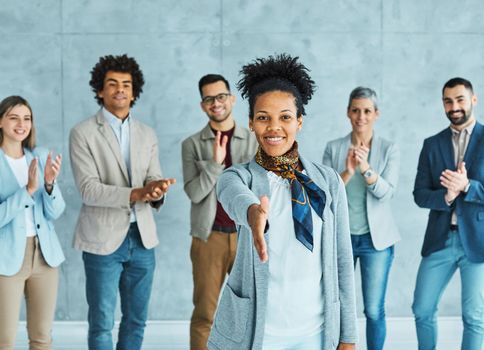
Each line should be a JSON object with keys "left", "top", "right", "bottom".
{"left": 5, "top": 155, "right": 36, "bottom": 237}
{"left": 264, "top": 171, "right": 324, "bottom": 338}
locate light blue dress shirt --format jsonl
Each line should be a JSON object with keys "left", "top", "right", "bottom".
{"left": 102, "top": 107, "right": 136, "bottom": 222}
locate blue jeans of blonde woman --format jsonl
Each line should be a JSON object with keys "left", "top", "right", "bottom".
{"left": 412, "top": 229, "right": 484, "bottom": 350}
{"left": 351, "top": 233, "right": 394, "bottom": 350}
{"left": 83, "top": 223, "right": 155, "bottom": 350}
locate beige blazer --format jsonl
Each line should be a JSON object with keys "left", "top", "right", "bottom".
{"left": 181, "top": 123, "right": 257, "bottom": 241}
{"left": 69, "top": 110, "right": 163, "bottom": 255}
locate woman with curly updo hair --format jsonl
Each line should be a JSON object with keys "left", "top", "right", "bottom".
{"left": 208, "top": 54, "right": 357, "bottom": 350}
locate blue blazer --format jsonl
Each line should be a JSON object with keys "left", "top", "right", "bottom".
{"left": 413, "top": 121, "right": 484, "bottom": 263}
{"left": 0, "top": 147, "right": 66, "bottom": 276}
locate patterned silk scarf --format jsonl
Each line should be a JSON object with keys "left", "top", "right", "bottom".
{"left": 255, "top": 142, "right": 326, "bottom": 251}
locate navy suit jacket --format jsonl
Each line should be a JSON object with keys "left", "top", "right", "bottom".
{"left": 413, "top": 121, "right": 484, "bottom": 263}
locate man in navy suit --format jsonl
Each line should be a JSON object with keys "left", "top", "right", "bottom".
{"left": 412, "top": 77, "right": 483, "bottom": 350}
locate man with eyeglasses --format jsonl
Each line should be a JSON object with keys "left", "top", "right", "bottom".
{"left": 182, "top": 74, "right": 257, "bottom": 350}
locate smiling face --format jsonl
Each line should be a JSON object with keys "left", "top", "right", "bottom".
{"left": 443, "top": 84, "right": 477, "bottom": 128}
{"left": 0, "top": 104, "right": 32, "bottom": 147}
{"left": 200, "top": 80, "right": 235, "bottom": 125}
{"left": 97, "top": 71, "right": 134, "bottom": 119}
{"left": 347, "top": 98, "right": 379, "bottom": 134}
{"left": 249, "top": 90, "right": 302, "bottom": 157}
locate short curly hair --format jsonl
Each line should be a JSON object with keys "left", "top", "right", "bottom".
{"left": 237, "top": 53, "right": 316, "bottom": 119}
{"left": 89, "top": 54, "right": 145, "bottom": 107}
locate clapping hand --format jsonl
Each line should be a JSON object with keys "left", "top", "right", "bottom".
{"left": 345, "top": 147, "right": 358, "bottom": 176}
{"left": 441, "top": 162, "right": 469, "bottom": 202}
{"left": 142, "top": 178, "right": 177, "bottom": 202}
{"left": 44, "top": 152, "right": 62, "bottom": 186}
{"left": 354, "top": 141, "right": 370, "bottom": 171}
{"left": 213, "top": 130, "right": 228, "bottom": 165}
{"left": 27, "top": 158, "right": 38, "bottom": 196}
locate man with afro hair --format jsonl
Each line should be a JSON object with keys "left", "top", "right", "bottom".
{"left": 69, "top": 54, "right": 176, "bottom": 350}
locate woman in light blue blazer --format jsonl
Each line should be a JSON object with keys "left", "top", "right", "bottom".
{"left": 323, "top": 87, "right": 400, "bottom": 350}
{"left": 208, "top": 54, "right": 357, "bottom": 350}
{"left": 0, "top": 96, "right": 65, "bottom": 350}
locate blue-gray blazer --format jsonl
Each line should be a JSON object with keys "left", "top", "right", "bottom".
{"left": 323, "top": 133, "right": 401, "bottom": 250}
{"left": 0, "top": 147, "right": 65, "bottom": 276}
{"left": 208, "top": 157, "right": 358, "bottom": 350}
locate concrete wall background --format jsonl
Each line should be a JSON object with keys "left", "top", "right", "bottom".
{"left": 1, "top": 0, "right": 482, "bottom": 321}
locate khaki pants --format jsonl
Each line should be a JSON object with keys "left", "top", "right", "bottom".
{"left": 190, "top": 231, "right": 237, "bottom": 350}
{"left": 0, "top": 237, "right": 59, "bottom": 350}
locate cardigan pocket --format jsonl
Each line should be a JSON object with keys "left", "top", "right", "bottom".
{"left": 213, "top": 283, "right": 250, "bottom": 343}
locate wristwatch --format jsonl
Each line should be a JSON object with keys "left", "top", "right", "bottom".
{"left": 361, "top": 168, "right": 374, "bottom": 179}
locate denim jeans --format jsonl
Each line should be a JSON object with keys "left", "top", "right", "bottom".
{"left": 351, "top": 233, "right": 394, "bottom": 350}
{"left": 412, "top": 230, "right": 484, "bottom": 350}
{"left": 83, "top": 223, "right": 156, "bottom": 350}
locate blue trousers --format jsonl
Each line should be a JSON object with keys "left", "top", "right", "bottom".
{"left": 351, "top": 233, "right": 394, "bottom": 350}
{"left": 412, "top": 230, "right": 484, "bottom": 350}
{"left": 83, "top": 223, "right": 155, "bottom": 350}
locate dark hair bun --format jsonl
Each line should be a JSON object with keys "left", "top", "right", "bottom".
{"left": 237, "top": 53, "right": 315, "bottom": 106}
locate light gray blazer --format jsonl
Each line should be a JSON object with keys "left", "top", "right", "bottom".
{"left": 323, "top": 133, "right": 400, "bottom": 250}
{"left": 69, "top": 110, "right": 164, "bottom": 255}
{"left": 208, "top": 158, "right": 358, "bottom": 350}
{"left": 181, "top": 123, "right": 257, "bottom": 240}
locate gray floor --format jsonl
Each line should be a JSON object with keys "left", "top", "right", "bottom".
{"left": 15, "top": 318, "right": 462, "bottom": 349}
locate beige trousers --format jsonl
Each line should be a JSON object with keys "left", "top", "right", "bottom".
{"left": 0, "top": 237, "right": 59, "bottom": 350}
{"left": 190, "top": 231, "right": 237, "bottom": 350}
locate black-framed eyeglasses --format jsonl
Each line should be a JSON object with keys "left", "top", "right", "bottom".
{"left": 201, "top": 93, "right": 231, "bottom": 105}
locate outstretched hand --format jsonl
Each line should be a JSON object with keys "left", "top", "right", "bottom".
{"left": 248, "top": 195, "right": 270, "bottom": 263}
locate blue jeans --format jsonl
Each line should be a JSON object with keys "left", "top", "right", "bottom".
{"left": 351, "top": 233, "right": 394, "bottom": 350}
{"left": 412, "top": 230, "right": 484, "bottom": 350}
{"left": 83, "top": 223, "right": 156, "bottom": 350}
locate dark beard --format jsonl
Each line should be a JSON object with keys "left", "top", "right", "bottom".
{"left": 207, "top": 112, "right": 231, "bottom": 123}
{"left": 446, "top": 107, "right": 472, "bottom": 126}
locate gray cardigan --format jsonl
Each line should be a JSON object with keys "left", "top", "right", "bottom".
{"left": 208, "top": 157, "right": 358, "bottom": 350}
{"left": 181, "top": 123, "right": 257, "bottom": 240}
{"left": 323, "top": 133, "right": 401, "bottom": 250}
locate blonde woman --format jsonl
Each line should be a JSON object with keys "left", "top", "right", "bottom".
{"left": 0, "top": 95, "right": 65, "bottom": 350}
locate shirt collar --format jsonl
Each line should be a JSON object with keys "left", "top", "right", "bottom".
{"left": 450, "top": 119, "right": 476, "bottom": 136}
{"left": 102, "top": 107, "right": 131, "bottom": 127}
